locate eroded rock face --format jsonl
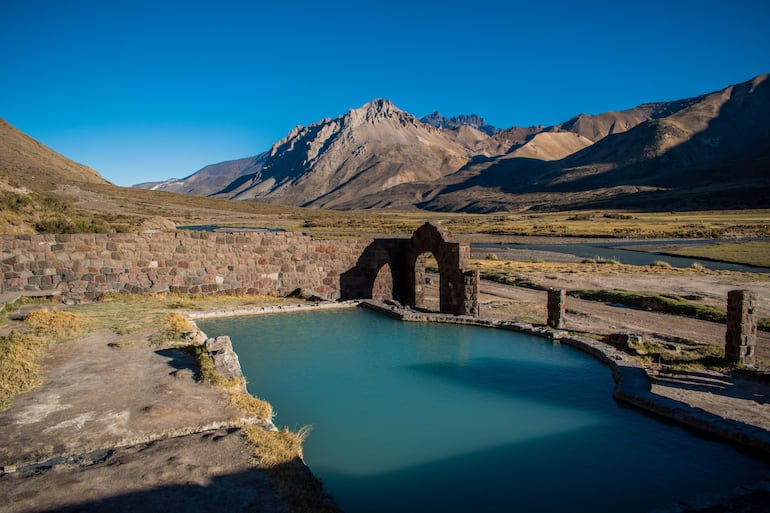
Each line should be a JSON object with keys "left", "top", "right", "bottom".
{"left": 205, "top": 336, "right": 244, "bottom": 381}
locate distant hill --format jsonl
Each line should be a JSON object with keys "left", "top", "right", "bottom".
{"left": 136, "top": 73, "right": 770, "bottom": 212}
{"left": 135, "top": 152, "right": 269, "bottom": 197}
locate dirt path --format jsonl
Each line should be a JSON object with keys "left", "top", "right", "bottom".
{"left": 476, "top": 276, "right": 770, "bottom": 361}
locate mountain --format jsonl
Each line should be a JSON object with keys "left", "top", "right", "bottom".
{"left": 215, "top": 99, "right": 472, "bottom": 208}
{"left": 137, "top": 73, "right": 770, "bottom": 212}
{"left": 418, "top": 73, "right": 770, "bottom": 212}
{"left": 420, "top": 112, "right": 498, "bottom": 135}
{"left": 134, "top": 152, "right": 269, "bottom": 196}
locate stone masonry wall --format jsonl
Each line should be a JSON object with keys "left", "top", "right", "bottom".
{"left": 1, "top": 231, "right": 370, "bottom": 301}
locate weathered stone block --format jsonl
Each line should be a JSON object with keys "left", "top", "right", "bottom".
{"left": 725, "top": 290, "right": 756, "bottom": 366}
{"left": 547, "top": 288, "right": 566, "bottom": 329}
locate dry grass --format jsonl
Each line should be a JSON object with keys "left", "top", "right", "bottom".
{"left": 228, "top": 391, "right": 274, "bottom": 422}
{"left": 632, "top": 339, "right": 728, "bottom": 370}
{"left": 69, "top": 292, "right": 297, "bottom": 335}
{"left": 0, "top": 331, "right": 47, "bottom": 410}
{"left": 242, "top": 425, "right": 310, "bottom": 467}
{"left": 24, "top": 310, "right": 84, "bottom": 338}
{"left": 152, "top": 312, "right": 197, "bottom": 345}
{"left": 442, "top": 209, "right": 770, "bottom": 239}
{"left": 241, "top": 425, "right": 340, "bottom": 513}
{"left": 0, "top": 308, "right": 86, "bottom": 410}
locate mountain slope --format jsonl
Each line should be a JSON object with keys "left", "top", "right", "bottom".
{"left": 0, "top": 119, "right": 108, "bottom": 192}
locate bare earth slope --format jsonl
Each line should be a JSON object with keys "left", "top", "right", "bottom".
{"left": 506, "top": 131, "right": 594, "bottom": 161}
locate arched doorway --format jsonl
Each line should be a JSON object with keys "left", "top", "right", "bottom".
{"left": 413, "top": 251, "right": 440, "bottom": 311}
{"left": 372, "top": 263, "right": 394, "bottom": 301}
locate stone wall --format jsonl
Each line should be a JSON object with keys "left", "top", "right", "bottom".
{"left": 1, "top": 231, "right": 369, "bottom": 301}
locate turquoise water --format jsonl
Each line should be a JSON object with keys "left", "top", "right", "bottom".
{"left": 199, "top": 309, "right": 770, "bottom": 513}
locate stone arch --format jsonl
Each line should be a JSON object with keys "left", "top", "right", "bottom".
{"left": 405, "top": 222, "right": 478, "bottom": 316}
{"left": 340, "top": 239, "right": 407, "bottom": 303}
{"left": 339, "top": 222, "right": 478, "bottom": 316}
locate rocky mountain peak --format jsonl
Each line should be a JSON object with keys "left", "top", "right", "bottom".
{"left": 343, "top": 98, "right": 418, "bottom": 128}
{"left": 420, "top": 112, "right": 498, "bottom": 135}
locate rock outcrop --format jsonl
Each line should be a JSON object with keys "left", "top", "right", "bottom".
{"left": 205, "top": 336, "right": 244, "bottom": 381}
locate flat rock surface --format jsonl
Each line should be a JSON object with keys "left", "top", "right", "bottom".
{"left": 0, "top": 329, "right": 284, "bottom": 513}
{"left": 650, "top": 368, "right": 770, "bottom": 432}
{"left": 0, "top": 330, "right": 246, "bottom": 465}
{"left": 1, "top": 428, "right": 287, "bottom": 513}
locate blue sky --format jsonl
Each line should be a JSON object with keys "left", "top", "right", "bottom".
{"left": 1, "top": 0, "right": 768, "bottom": 186}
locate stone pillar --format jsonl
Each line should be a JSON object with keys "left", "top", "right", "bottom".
{"left": 547, "top": 288, "right": 566, "bottom": 329}
{"left": 725, "top": 290, "right": 756, "bottom": 366}
{"left": 463, "top": 270, "right": 480, "bottom": 317}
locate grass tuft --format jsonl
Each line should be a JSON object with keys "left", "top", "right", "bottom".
{"left": 229, "top": 391, "right": 274, "bottom": 422}
{"left": 151, "top": 312, "right": 196, "bottom": 345}
{"left": 24, "top": 310, "right": 84, "bottom": 338}
{"left": 241, "top": 425, "right": 340, "bottom": 513}
{"left": 649, "top": 260, "right": 673, "bottom": 268}
{"left": 242, "top": 425, "right": 310, "bottom": 467}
